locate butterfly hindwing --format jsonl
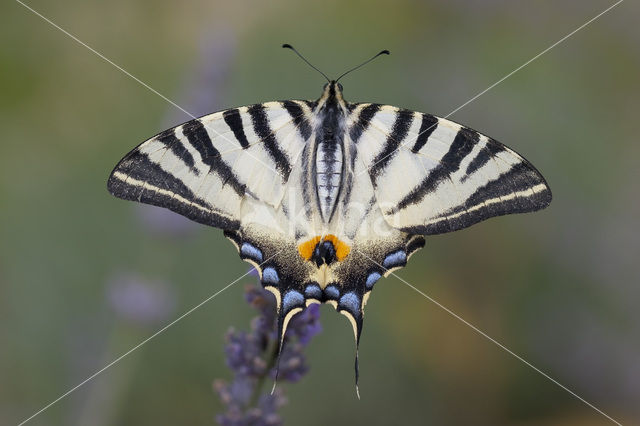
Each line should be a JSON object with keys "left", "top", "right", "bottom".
{"left": 348, "top": 103, "right": 552, "bottom": 235}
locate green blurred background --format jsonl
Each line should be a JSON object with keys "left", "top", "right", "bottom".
{"left": 1, "top": 0, "right": 638, "bottom": 424}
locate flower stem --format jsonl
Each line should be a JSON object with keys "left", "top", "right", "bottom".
{"left": 250, "top": 338, "right": 280, "bottom": 407}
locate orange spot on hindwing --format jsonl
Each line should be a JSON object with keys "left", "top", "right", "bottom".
{"left": 298, "top": 236, "right": 322, "bottom": 260}
{"left": 297, "top": 234, "right": 351, "bottom": 262}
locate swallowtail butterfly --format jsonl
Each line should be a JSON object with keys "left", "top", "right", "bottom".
{"left": 108, "top": 45, "right": 551, "bottom": 392}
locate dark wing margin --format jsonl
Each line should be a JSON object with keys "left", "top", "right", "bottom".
{"left": 396, "top": 132, "right": 551, "bottom": 235}
{"left": 396, "top": 135, "right": 551, "bottom": 235}
{"left": 107, "top": 124, "right": 241, "bottom": 230}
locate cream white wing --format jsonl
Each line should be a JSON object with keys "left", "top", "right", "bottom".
{"left": 347, "top": 103, "right": 552, "bottom": 235}
{"left": 108, "top": 100, "right": 315, "bottom": 230}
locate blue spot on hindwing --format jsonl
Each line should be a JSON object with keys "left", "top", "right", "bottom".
{"left": 240, "top": 242, "right": 263, "bottom": 262}
{"left": 283, "top": 290, "right": 304, "bottom": 311}
{"left": 324, "top": 285, "right": 340, "bottom": 300}
{"left": 383, "top": 250, "right": 407, "bottom": 269}
{"left": 339, "top": 292, "right": 361, "bottom": 314}
{"left": 304, "top": 283, "right": 322, "bottom": 299}
{"left": 262, "top": 267, "right": 279, "bottom": 284}
{"left": 365, "top": 271, "right": 382, "bottom": 290}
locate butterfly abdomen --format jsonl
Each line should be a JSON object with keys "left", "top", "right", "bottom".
{"left": 314, "top": 98, "right": 346, "bottom": 222}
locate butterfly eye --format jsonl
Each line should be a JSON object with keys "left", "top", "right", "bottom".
{"left": 337, "top": 83, "right": 344, "bottom": 92}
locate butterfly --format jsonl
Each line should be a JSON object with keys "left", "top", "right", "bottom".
{"left": 107, "top": 45, "right": 551, "bottom": 393}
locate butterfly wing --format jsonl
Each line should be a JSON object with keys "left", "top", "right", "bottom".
{"left": 108, "top": 96, "right": 552, "bottom": 393}
{"left": 348, "top": 104, "right": 551, "bottom": 235}
{"left": 108, "top": 100, "right": 322, "bottom": 372}
{"left": 108, "top": 101, "right": 314, "bottom": 230}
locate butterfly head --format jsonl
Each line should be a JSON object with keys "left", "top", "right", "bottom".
{"left": 318, "top": 81, "right": 346, "bottom": 109}
{"left": 325, "top": 80, "right": 344, "bottom": 96}
{"left": 323, "top": 81, "right": 344, "bottom": 94}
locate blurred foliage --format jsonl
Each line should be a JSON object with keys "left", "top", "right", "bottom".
{"left": 1, "top": 0, "right": 639, "bottom": 425}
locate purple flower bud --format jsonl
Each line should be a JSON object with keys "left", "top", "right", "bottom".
{"left": 244, "top": 285, "right": 277, "bottom": 318}
{"left": 215, "top": 283, "right": 321, "bottom": 424}
{"left": 272, "top": 342, "right": 309, "bottom": 383}
{"left": 224, "top": 329, "right": 268, "bottom": 378}
{"left": 286, "top": 303, "right": 322, "bottom": 345}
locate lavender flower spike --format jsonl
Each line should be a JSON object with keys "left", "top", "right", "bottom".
{"left": 214, "top": 285, "right": 321, "bottom": 425}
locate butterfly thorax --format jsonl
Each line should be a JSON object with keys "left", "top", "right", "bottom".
{"left": 313, "top": 82, "right": 348, "bottom": 223}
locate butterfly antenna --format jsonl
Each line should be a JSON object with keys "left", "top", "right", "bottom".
{"left": 336, "top": 49, "right": 390, "bottom": 82}
{"left": 283, "top": 44, "right": 330, "bottom": 82}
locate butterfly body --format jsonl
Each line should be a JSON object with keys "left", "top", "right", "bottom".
{"left": 108, "top": 79, "right": 551, "bottom": 390}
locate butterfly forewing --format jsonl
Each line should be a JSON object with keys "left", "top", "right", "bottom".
{"left": 349, "top": 103, "right": 551, "bottom": 234}
{"left": 107, "top": 101, "right": 315, "bottom": 228}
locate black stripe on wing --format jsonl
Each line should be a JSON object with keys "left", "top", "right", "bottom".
{"left": 181, "top": 119, "right": 246, "bottom": 196}
{"left": 248, "top": 104, "right": 292, "bottom": 180}
{"left": 155, "top": 128, "right": 198, "bottom": 174}
{"left": 396, "top": 127, "right": 479, "bottom": 210}
{"left": 107, "top": 151, "right": 240, "bottom": 230}
{"left": 302, "top": 100, "right": 318, "bottom": 111}
{"left": 281, "top": 100, "right": 312, "bottom": 140}
{"left": 403, "top": 161, "right": 551, "bottom": 235}
{"left": 370, "top": 110, "right": 414, "bottom": 186}
{"left": 222, "top": 109, "right": 251, "bottom": 149}
{"left": 349, "top": 103, "right": 381, "bottom": 143}
{"left": 461, "top": 138, "right": 505, "bottom": 183}
{"left": 411, "top": 113, "right": 438, "bottom": 153}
